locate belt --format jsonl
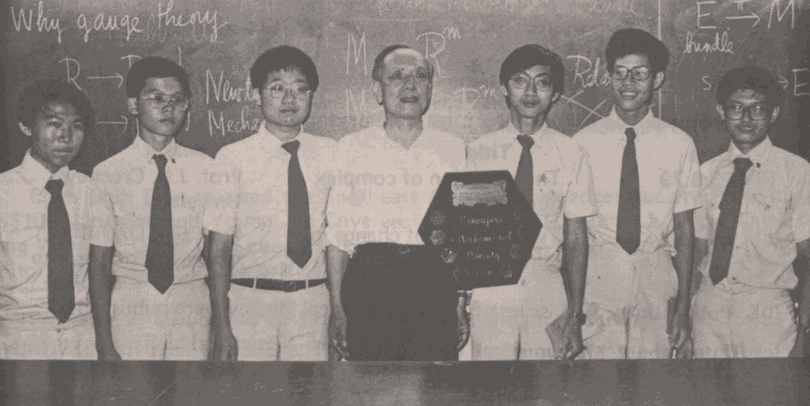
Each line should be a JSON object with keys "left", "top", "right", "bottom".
{"left": 230, "top": 278, "right": 327, "bottom": 292}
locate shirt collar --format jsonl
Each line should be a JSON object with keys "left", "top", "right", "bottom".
{"left": 723, "top": 136, "right": 773, "bottom": 167}
{"left": 20, "top": 149, "right": 70, "bottom": 191}
{"left": 131, "top": 135, "right": 179, "bottom": 164}
{"left": 256, "top": 121, "right": 309, "bottom": 153}
{"left": 606, "top": 106, "right": 654, "bottom": 143}
{"left": 501, "top": 120, "right": 552, "bottom": 146}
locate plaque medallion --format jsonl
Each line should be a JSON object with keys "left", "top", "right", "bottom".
{"left": 418, "top": 170, "right": 542, "bottom": 290}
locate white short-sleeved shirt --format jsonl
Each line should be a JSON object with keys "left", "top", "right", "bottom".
{"left": 203, "top": 124, "right": 337, "bottom": 280}
{"left": 467, "top": 122, "right": 597, "bottom": 264}
{"left": 574, "top": 108, "right": 702, "bottom": 255}
{"left": 1, "top": 151, "right": 92, "bottom": 321}
{"left": 695, "top": 137, "right": 810, "bottom": 290}
{"left": 90, "top": 136, "right": 212, "bottom": 284}
{"left": 327, "top": 123, "right": 466, "bottom": 254}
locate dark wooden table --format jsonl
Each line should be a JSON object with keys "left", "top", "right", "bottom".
{"left": 1, "top": 359, "right": 808, "bottom": 405}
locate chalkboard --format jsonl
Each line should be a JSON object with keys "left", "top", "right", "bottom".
{"left": 2, "top": 0, "right": 809, "bottom": 175}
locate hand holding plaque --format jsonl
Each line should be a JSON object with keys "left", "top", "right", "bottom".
{"left": 418, "top": 171, "right": 542, "bottom": 290}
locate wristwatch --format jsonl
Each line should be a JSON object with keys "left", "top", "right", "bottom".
{"left": 573, "top": 312, "right": 587, "bottom": 326}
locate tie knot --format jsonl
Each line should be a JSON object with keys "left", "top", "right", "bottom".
{"left": 733, "top": 157, "right": 753, "bottom": 173}
{"left": 282, "top": 140, "right": 301, "bottom": 155}
{"left": 517, "top": 135, "right": 534, "bottom": 149}
{"left": 624, "top": 127, "right": 637, "bottom": 142}
{"left": 153, "top": 154, "right": 168, "bottom": 169}
{"left": 45, "top": 179, "right": 64, "bottom": 196}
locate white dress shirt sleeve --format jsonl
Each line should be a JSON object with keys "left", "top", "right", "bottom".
{"left": 326, "top": 140, "right": 355, "bottom": 254}
{"left": 89, "top": 169, "right": 115, "bottom": 247}
{"left": 673, "top": 140, "right": 702, "bottom": 214}
{"left": 790, "top": 161, "right": 810, "bottom": 243}
{"left": 564, "top": 144, "right": 597, "bottom": 219}
{"left": 203, "top": 148, "right": 242, "bottom": 236}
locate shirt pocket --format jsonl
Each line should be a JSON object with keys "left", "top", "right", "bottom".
{"left": 750, "top": 191, "right": 789, "bottom": 236}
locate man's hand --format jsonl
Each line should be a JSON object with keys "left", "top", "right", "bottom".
{"left": 562, "top": 317, "right": 585, "bottom": 360}
{"left": 96, "top": 342, "right": 122, "bottom": 361}
{"left": 330, "top": 305, "right": 350, "bottom": 360}
{"left": 213, "top": 329, "right": 238, "bottom": 361}
{"left": 789, "top": 329, "right": 806, "bottom": 358}
{"left": 668, "top": 311, "right": 690, "bottom": 357}
{"left": 456, "top": 300, "right": 470, "bottom": 352}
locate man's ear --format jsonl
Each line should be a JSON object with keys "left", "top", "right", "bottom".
{"left": 127, "top": 97, "right": 139, "bottom": 116}
{"left": 373, "top": 81, "right": 383, "bottom": 105}
{"left": 253, "top": 88, "right": 261, "bottom": 107}
{"left": 769, "top": 106, "right": 781, "bottom": 123}
{"left": 18, "top": 122, "right": 32, "bottom": 137}
{"left": 716, "top": 104, "right": 726, "bottom": 120}
{"left": 652, "top": 71, "right": 665, "bottom": 91}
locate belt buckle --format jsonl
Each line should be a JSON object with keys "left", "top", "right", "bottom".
{"left": 252, "top": 279, "right": 257, "bottom": 289}
{"left": 285, "top": 280, "right": 296, "bottom": 292}
{"left": 398, "top": 246, "right": 412, "bottom": 255}
{"left": 305, "top": 279, "right": 310, "bottom": 290}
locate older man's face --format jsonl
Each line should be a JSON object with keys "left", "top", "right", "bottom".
{"left": 375, "top": 48, "right": 433, "bottom": 120}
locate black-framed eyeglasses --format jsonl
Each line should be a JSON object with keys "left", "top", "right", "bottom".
{"left": 264, "top": 83, "right": 311, "bottom": 100}
{"left": 509, "top": 74, "right": 554, "bottom": 92}
{"left": 142, "top": 93, "right": 189, "bottom": 110}
{"left": 723, "top": 104, "right": 772, "bottom": 121}
{"left": 611, "top": 66, "right": 651, "bottom": 82}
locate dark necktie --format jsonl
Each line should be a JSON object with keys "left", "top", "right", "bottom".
{"left": 46, "top": 179, "right": 74, "bottom": 323}
{"left": 145, "top": 154, "right": 174, "bottom": 294}
{"left": 617, "top": 127, "right": 641, "bottom": 255}
{"left": 709, "top": 157, "right": 753, "bottom": 285}
{"left": 515, "top": 135, "right": 535, "bottom": 207}
{"left": 283, "top": 140, "right": 312, "bottom": 268}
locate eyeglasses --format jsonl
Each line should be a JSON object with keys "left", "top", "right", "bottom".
{"left": 509, "top": 75, "right": 553, "bottom": 92}
{"left": 723, "top": 104, "right": 772, "bottom": 121}
{"left": 611, "top": 66, "right": 651, "bottom": 82}
{"left": 386, "top": 70, "right": 431, "bottom": 86}
{"left": 142, "top": 93, "right": 189, "bottom": 110}
{"left": 264, "top": 84, "right": 311, "bottom": 100}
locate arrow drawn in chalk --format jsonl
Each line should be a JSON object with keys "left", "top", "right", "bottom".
{"left": 87, "top": 73, "right": 124, "bottom": 88}
{"left": 726, "top": 12, "right": 760, "bottom": 27}
{"left": 97, "top": 116, "right": 128, "bottom": 131}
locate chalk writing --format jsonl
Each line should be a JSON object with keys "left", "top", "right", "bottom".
{"left": 442, "top": 26, "right": 461, "bottom": 40}
{"left": 768, "top": 0, "right": 795, "bottom": 29}
{"left": 59, "top": 57, "right": 82, "bottom": 90}
{"left": 701, "top": 76, "right": 712, "bottom": 90}
{"left": 567, "top": 55, "right": 611, "bottom": 89}
{"left": 683, "top": 30, "right": 734, "bottom": 54}
{"left": 76, "top": 12, "right": 142, "bottom": 43}
{"left": 726, "top": 12, "right": 760, "bottom": 27}
{"left": 121, "top": 54, "right": 142, "bottom": 69}
{"left": 794, "top": 68, "right": 808, "bottom": 97}
{"left": 416, "top": 31, "right": 447, "bottom": 79}
{"left": 207, "top": 106, "right": 261, "bottom": 139}
{"left": 346, "top": 32, "right": 367, "bottom": 76}
{"left": 696, "top": 1, "right": 717, "bottom": 30}
{"left": 157, "top": 0, "right": 227, "bottom": 43}
{"left": 575, "top": 0, "right": 642, "bottom": 16}
{"left": 10, "top": 1, "right": 65, "bottom": 43}
{"left": 205, "top": 70, "right": 257, "bottom": 105}
{"left": 86, "top": 73, "right": 124, "bottom": 88}
{"left": 345, "top": 86, "right": 374, "bottom": 129}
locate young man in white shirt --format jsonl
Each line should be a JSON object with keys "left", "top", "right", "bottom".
{"left": 1, "top": 80, "right": 95, "bottom": 359}
{"left": 327, "top": 45, "right": 467, "bottom": 361}
{"left": 206, "top": 46, "right": 336, "bottom": 361}
{"left": 692, "top": 66, "right": 810, "bottom": 358}
{"left": 89, "top": 57, "right": 213, "bottom": 360}
{"left": 466, "top": 45, "right": 596, "bottom": 360}
{"left": 573, "top": 28, "right": 701, "bottom": 359}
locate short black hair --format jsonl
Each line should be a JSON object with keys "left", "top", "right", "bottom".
{"left": 250, "top": 46, "right": 319, "bottom": 92}
{"left": 499, "top": 44, "right": 565, "bottom": 95}
{"left": 126, "top": 56, "right": 191, "bottom": 98}
{"left": 605, "top": 28, "right": 669, "bottom": 74}
{"left": 371, "top": 44, "right": 434, "bottom": 82}
{"left": 16, "top": 79, "right": 94, "bottom": 130}
{"left": 716, "top": 66, "right": 784, "bottom": 108}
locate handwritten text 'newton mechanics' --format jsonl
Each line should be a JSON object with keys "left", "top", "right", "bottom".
{"left": 10, "top": 0, "right": 227, "bottom": 44}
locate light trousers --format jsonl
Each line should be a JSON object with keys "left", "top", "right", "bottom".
{"left": 0, "top": 313, "right": 95, "bottom": 360}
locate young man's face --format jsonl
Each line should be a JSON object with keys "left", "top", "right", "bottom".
{"left": 19, "top": 101, "right": 85, "bottom": 174}
{"left": 128, "top": 77, "right": 188, "bottom": 138}
{"left": 501, "top": 64, "right": 560, "bottom": 119}
{"left": 257, "top": 68, "right": 313, "bottom": 130}
{"left": 374, "top": 48, "right": 433, "bottom": 120}
{"left": 717, "top": 88, "right": 779, "bottom": 149}
{"left": 610, "top": 53, "right": 664, "bottom": 116}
